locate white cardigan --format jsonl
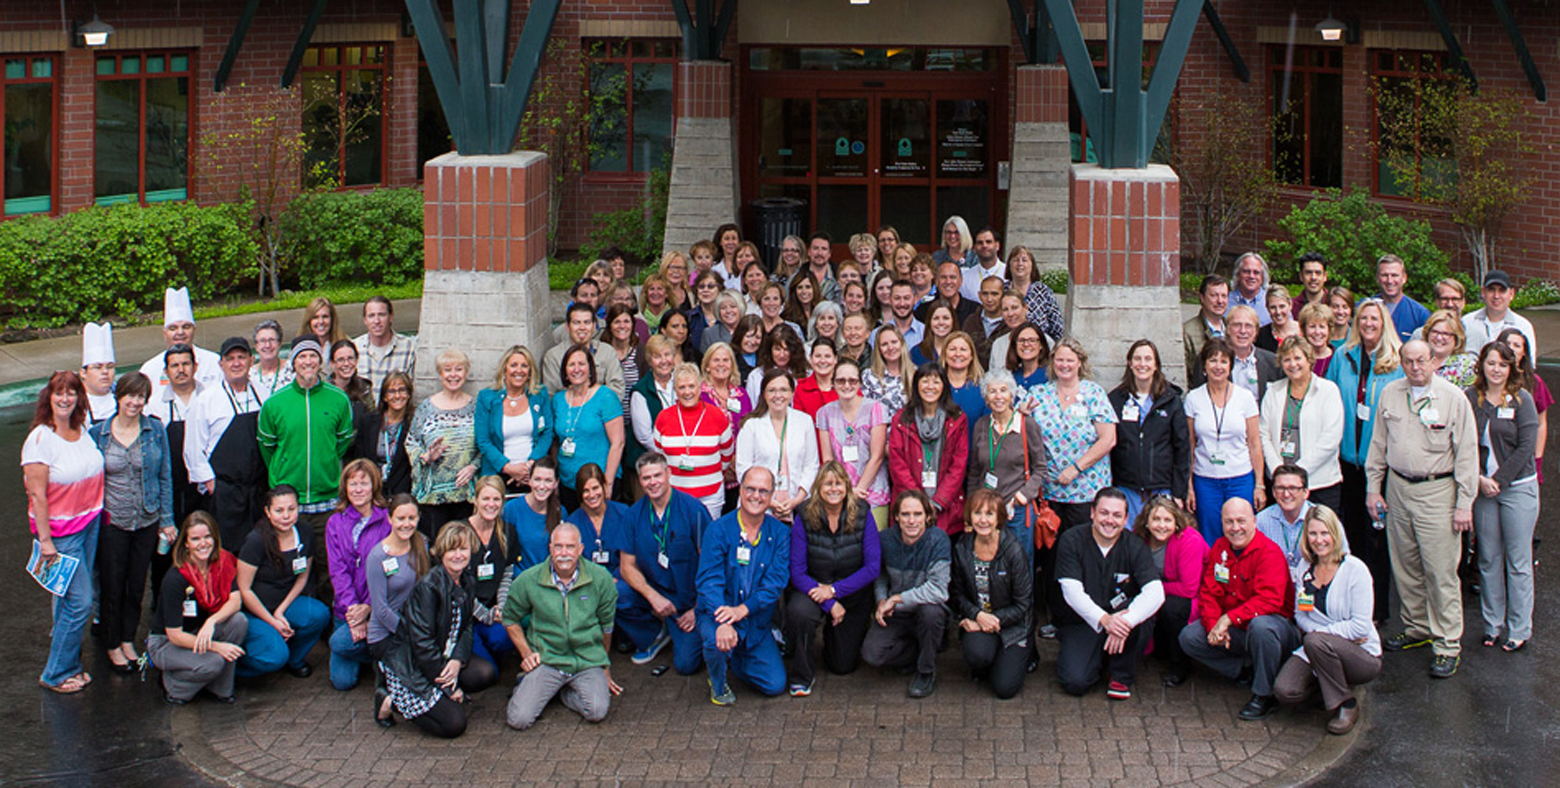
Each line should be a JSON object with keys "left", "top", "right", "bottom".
{"left": 1259, "top": 374, "right": 1344, "bottom": 489}
{"left": 1294, "top": 554, "right": 1381, "bottom": 659}
{"left": 735, "top": 408, "right": 820, "bottom": 502}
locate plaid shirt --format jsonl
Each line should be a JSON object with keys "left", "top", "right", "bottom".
{"left": 354, "top": 332, "right": 417, "bottom": 399}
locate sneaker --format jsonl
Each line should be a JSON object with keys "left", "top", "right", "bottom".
{"left": 1038, "top": 624, "right": 1058, "bottom": 640}
{"left": 632, "top": 624, "right": 672, "bottom": 665}
{"left": 908, "top": 673, "right": 936, "bottom": 699}
{"left": 788, "top": 679, "right": 814, "bottom": 697}
{"left": 709, "top": 678, "right": 736, "bottom": 706}
{"left": 1384, "top": 632, "right": 1433, "bottom": 652}
{"left": 1429, "top": 654, "right": 1460, "bottom": 679}
{"left": 1106, "top": 681, "right": 1132, "bottom": 701}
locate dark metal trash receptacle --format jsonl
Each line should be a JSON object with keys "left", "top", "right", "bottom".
{"left": 750, "top": 198, "right": 806, "bottom": 271}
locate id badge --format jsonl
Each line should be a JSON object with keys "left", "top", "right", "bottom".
{"left": 727, "top": 397, "right": 741, "bottom": 412}
{"left": 382, "top": 557, "right": 400, "bottom": 576}
{"left": 592, "top": 550, "right": 610, "bottom": 565}
{"left": 736, "top": 544, "right": 752, "bottom": 565}
{"left": 182, "top": 598, "right": 198, "bottom": 618}
{"left": 291, "top": 556, "right": 308, "bottom": 575}
{"left": 657, "top": 552, "right": 670, "bottom": 569}
{"left": 1214, "top": 563, "right": 1230, "bottom": 584}
{"left": 842, "top": 444, "right": 860, "bottom": 464}
{"left": 1297, "top": 592, "right": 1315, "bottom": 612}
{"left": 984, "top": 472, "right": 999, "bottom": 489}
{"left": 677, "top": 454, "right": 694, "bottom": 470}
{"left": 1121, "top": 403, "right": 1140, "bottom": 422}
{"left": 1279, "top": 440, "right": 1296, "bottom": 458}
{"left": 560, "top": 438, "right": 577, "bottom": 457}
{"left": 776, "top": 473, "right": 789, "bottom": 492}
{"left": 1067, "top": 403, "right": 1087, "bottom": 420}
{"left": 922, "top": 470, "right": 938, "bottom": 488}
{"left": 1498, "top": 407, "right": 1515, "bottom": 420}
{"left": 1209, "top": 450, "right": 1225, "bottom": 466}
{"left": 476, "top": 563, "right": 495, "bottom": 580}
{"left": 1109, "top": 592, "right": 1127, "bottom": 610}
{"left": 1356, "top": 402, "right": 1372, "bottom": 422}
{"left": 1420, "top": 407, "right": 1441, "bottom": 426}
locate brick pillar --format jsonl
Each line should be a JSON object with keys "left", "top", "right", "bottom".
{"left": 415, "top": 152, "right": 551, "bottom": 396}
{"left": 1065, "top": 162, "right": 1184, "bottom": 386}
{"left": 663, "top": 60, "right": 737, "bottom": 256}
{"left": 1005, "top": 65, "right": 1070, "bottom": 272}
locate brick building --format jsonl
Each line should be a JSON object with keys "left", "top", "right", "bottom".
{"left": 3, "top": 1, "right": 1555, "bottom": 280}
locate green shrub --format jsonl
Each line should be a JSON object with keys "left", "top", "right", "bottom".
{"left": 1038, "top": 268, "right": 1069, "bottom": 296}
{"left": 0, "top": 201, "right": 257, "bottom": 328}
{"left": 1513, "top": 279, "right": 1560, "bottom": 310}
{"left": 279, "top": 187, "right": 423, "bottom": 289}
{"left": 1263, "top": 187, "right": 1450, "bottom": 303}
{"left": 578, "top": 165, "right": 669, "bottom": 271}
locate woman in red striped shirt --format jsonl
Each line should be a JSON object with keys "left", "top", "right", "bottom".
{"left": 653, "top": 363, "right": 735, "bottom": 518}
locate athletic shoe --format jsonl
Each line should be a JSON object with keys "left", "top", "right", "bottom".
{"left": 710, "top": 678, "right": 736, "bottom": 706}
{"left": 787, "top": 680, "right": 814, "bottom": 697}
{"left": 908, "top": 673, "right": 936, "bottom": 698}
{"left": 632, "top": 624, "right": 671, "bottom": 665}
{"left": 1429, "top": 654, "right": 1460, "bottom": 679}
{"left": 1106, "top": 681, "right": 1132, "bottom": 700}
{"left": 1384, "top": 632, "right": 1433, "bottom": 652}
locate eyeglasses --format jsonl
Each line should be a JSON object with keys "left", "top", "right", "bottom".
{"left": 834, "top": 377, "right": 860, "bottom": 385}
{"left": 741, "top": 485, "right": 773, "bottom": 496}
{"left": 1273, "top": 485, "right": 1305, "bottom": 493}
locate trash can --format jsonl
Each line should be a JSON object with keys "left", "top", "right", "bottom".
{"left": 749, "top": 197, "right": 806, "bottom": 271}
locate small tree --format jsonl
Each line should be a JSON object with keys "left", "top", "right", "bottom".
{"left": 1372, "top": 70, "right": 1535, "bottom": 284}
{"left": 198, "top": 85, "right": 307, "bottom": 297}
{"left": 1168, "top": 87, "right": 1283, "bottom": 274}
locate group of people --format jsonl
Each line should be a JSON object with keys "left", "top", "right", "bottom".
{"left": 21, "top": 220, "right": 1543, "bottom": 742}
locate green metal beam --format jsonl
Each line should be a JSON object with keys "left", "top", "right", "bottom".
{"left": 281, "top": 0, "right": 330, "bottom": 89}
{"left": 671, "top": 0, "right": 734, "bottom": 61}
{"left": 711, "top": 0, "right": 737, "bottom": 59}
{"left": 1423, "top": 0, "right": 1476, "bottom": 87}
{"left": 1490, "top": 0, "right": 1545, "bottom": 102}
{"left": 1144, "top": 0, "right": 1203, "bottom": 162}
{"left": 1042, "top": 0, "right": 1103, "bottom": 139}
{"left": 1200, "top": 0, "right": 1248, "bottom": 83}
{"left": 214, "top": 0, "right": 262, "bottom": 93}
{"left": 404, "top": 0, "right": 464, "bottom": 150}
{"left": 1108, "top": 0, "right": 1145, "bottom": 167}
{"left": 495, "top": 0, "right": 563, "bottom": 149}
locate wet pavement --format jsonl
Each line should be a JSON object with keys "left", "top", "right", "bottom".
{"left": 3, "top": 347, "right": 1559, "bottom": 787}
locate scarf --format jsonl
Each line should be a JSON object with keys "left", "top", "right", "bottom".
{"left": 180, "top": 549, "right": 238, "bottom": 613}
{"left": 915, "top": 408, "right": 946, "bottom": 443}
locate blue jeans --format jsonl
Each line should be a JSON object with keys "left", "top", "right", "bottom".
{"left": 1120, "top": 487, "right": 1172, "bottom": 531}
{"left": 1192, "top": 473, "right": 1255, "bottom": 544}
{"left": 328, "top": 617, "right": 374, "bottom": 690}
{"left": 237, "top": 596, "right": 330, "bottom": 677}
{"left": 470, "top": 620, "right": 515, "bottom": 672}
{"left": 1007, "top": 504, "right": 1036, "bottom": 565}
{"left": 41, "top": 517, "right": 100, "bottom": 687}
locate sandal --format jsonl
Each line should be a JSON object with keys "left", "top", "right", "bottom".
{"left": 1482, "top": 634, "right": 1500, "bottom": 648}
{"left": 1503, "top": 639, "right": 1528, "bottom": 653}
{"left": 41, "top": 675, "right": 88, "bottom": 694}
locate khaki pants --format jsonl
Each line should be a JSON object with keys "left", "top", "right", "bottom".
{"left": 1385, "top": 473, "right": 1463, "bottom": 657}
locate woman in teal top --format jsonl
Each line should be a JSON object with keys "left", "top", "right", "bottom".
{"left": 474, "top": 346, "right": 553, "bottom": 491}
{"left": 1323, "top": 299, "right": 1403, "bottom": 623}
{"left": 550, "top": 345, "right": 625, "bottom": 512}
{"left": 501, "top": 456, "right": 566, "bottom": 574}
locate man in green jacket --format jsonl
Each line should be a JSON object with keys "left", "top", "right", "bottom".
{"left": 257, "top": 337, "right": 355, "bottom": 533}
{"left": 503, "top": 522, "right": 622, "bottom": 730}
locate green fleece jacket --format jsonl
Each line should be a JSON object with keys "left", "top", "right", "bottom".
{"left": 502, "top": 559, "right": 617, "bottom": 674}
{"left": 257, "top": 378, "right": 355, "bottom": 506}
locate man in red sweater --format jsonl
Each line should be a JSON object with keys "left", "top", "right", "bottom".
{"left": 654, "top": 363, "right": 734, "bottom": 519}
{"left": 1177, "top": 498, "right": 1299, "bottom": 721}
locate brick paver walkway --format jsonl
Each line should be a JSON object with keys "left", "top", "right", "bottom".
{"left": 172, "top": 639, "right": 1352, "bottom": 787}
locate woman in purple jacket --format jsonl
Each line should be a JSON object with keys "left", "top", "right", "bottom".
{"left": 325, "top": 459, "right": 392, "bottom": 690}
{"left": 784, "top": 461, "right": 881, "bottom": 697}
{"left": 1137, "top": 496, "right": 1207, "bottom": 687}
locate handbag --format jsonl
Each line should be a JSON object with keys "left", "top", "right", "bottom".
{"left": 1020, "top": 421, "right": 1061, "bottom": 549}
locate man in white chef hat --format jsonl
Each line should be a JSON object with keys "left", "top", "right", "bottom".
{"left": 139, "top": 286, "right": 222, "bottom": 397}
{"left": 81, "top": 321, "right": 118, "bottom": 425}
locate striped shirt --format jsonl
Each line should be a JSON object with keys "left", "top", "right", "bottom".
{"left": 653, "top": 401, "right": 734, "bottom": 517}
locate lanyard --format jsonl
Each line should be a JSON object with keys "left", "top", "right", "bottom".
{"left": 650, "top": 503, "right": 670, "bottom": 555}
{"left": 1283, "top": 380, "right": 1308, "bottom": 432}
{"left": 1208, "top": 387, "right": 1229, "bottom": 454}
{"left": 775, "top": 413, "right": 790, "bottom": 481}
{"left": 563, "top": 387, "right": 591, "bottom": 437}
{"left": 988, "top": 412, "right": 1015, "bottom": 474}
{"left": 223, "top": 381, "right": 254, "bottom": 417}
{"left": 676, "top": 403, "right": 708, "bottom": 452}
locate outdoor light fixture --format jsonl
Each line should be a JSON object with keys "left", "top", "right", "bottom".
{"left": 74, "top": 14, "right": 114, "bottom": 47}
{"left": 850, "top": 0, "right": 870, "bottom": 5}
{"left": 1314, "top": 14, "right": 1356, "bottom": 43}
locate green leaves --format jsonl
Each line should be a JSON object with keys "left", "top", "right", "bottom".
{"left": 1264, "top": 187, "right": 1453, "bottom": 304}
{"left": 277, "top": 188, "right": 424, "bottom": 289}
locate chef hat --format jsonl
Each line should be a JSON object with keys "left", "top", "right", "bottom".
{"left": 163, "top": 287, "right": 195, "bottom": 327}
{"left": 82, "top": 322, "right": 115, "bottom": 367}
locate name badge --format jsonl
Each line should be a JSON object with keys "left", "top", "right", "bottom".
{"left": 922, "top": 470, "right": 938, "bottom": 488}
{"left": 841, "top": 444, "right": 860, "bottom": 464}
{"left": 1067, "top": 403, "right": 1087, "bottom": 420}
{"left": 677, "top": 455, "right": 694, "bottom": 470}
{"left": 1297, "top": 592, "right": 1315, "bottom": 612}
{"left": 1246, "top": 371, "right": 1258, "bottom": 385}
{"left": 776, "top": 473, "right": 789, "bottom": 491}
{"left": 592, "top": 550, "right": 610, "bottom": 565}
{"left": 1121, "top": 403, "right": 1140, "bottom": 422}
{"left": 560, "top": 438, "right": 577, "bottom": 457}
{"left": 476, "top": 563, "right": 495, "bottom": 580}
{"left": 727, "top": 397, "right": 741, "bottom": 412}
{"left": 1356, "top": 402, "right": 1372, "bottom": 422}
{"left": 182, "top": 598, "right": 198, "bottom": 618}
{"left": 382, "top": 557, "right": 400, "bottom": 576}
{"left": 736, "top": 544, "right": 752, "bottom": 565}
{"left": 1109, "top": 592, "right": 1127, "bottom": 610}
{"left": 658, "top": 551, "right": 670, "bottom": 569}
{"left": 1498, "top": 407, "right": 1515, "bottom": 420}
{"left": 1209, "top": 450, "right": 1225, "bottom": 466}
{"left": 291, "top": 556, "right": 308, "bottom": 575}
{"left": 984, "top": 472, "right": 999, "bottom": 489}
{"left": 1214, "top": 563, "right": 1230, "bottom": 584}
{"left": 1419, "top": 406, "right": 1441, "bottom": 426}
{"left": 1279, "top": 440, "right": 1296, "bottom": 457}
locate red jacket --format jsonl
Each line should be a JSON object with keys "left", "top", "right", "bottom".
{"left": 1196, "top": 531, "right": 1295, "bottom": 632}
{"left": 792, "top": 375, "right": 838, "bottom": 420}
{"left": 887, "top": 412, "right": 969, "bottom": 535}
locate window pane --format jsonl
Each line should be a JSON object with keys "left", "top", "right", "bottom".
{"left": 342, "top": 68, "right": 383, "bottom": 186}
{"left": 881, "top": 97, "right": 930, "bottom": 178}
{"left": 757, "top": 97, "right": 811, "bottom": 178}
{"left": 121, "top": 56, "right": 140, "bottom": 75}
{"left": 32, "top": 58, "right": 50, "bottom": 78}
{"left": 935, "top": 185, "right": 990, "bottom": 231}
{"left": 145, "top": 77, "right": 188, "bottom": 195}
{"left": 1271, "top": 70, "right": 1303, "bottom": 185}
{"left": 816, "top": 184, "right": 868, "bottom": 240}
{"left": 1308, "top": 72, "right": 1343, "bottom": 187}
{"left": 5, "top": 59, "right": 22, "bottom": 79}
{"left": 301, "top": 71, "right": 341, "bottom": 187}
{"left": 588, "top": 61, "right": 628, "bottom": 171}
{"left": 96, "top": 57, "right": 115, "bottom": 76}
{"left": 146, "top": 55, "right": 165, "bottom": 74}
{"left": 5, "top": 82, "right": 53, "bottom": 214}
{"left": 816, "top": 98, "right": 868, "bottom": 178}
{"left": 170, "top": 55, "right": 189, "bottom": 73}
{"left": 630, "top": 62, "right": 673, "bottom": 172}
{"left": 94, "top": 79, "right": 140, "bottom": 199}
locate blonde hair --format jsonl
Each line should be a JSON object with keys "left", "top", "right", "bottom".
{"left": 1299, "top": 504, "right": 1347, "bottom": 566}
{"left": 1342, "top": 300, "right": 1402, "bottom": 374}
{"left": 700, "top": 342, "right": 738, "bottom": 385}
{"left": 300, "top": 297, "right": 347, "bottom": 343}
{"left": 436, "top": 348, "right": 471, "bottom": 373}
{"left": 1047, "top": 336, "right": 1093, "bottom": 381}
{"left": 1297, "top": 301, "right": 1333, "bottom": 332}
{"left": 471, "top": 475, "right": 509, "bottom": 556}
{"left": 672, "top": 361, "right": 703, "bottom": 386}
{"left": 943, "top": 332, "right": 985, "bottom": 380}
{"left": 848, "top": 233, "right": 876, "bottom": 254}
{"left": 870, "top": 324, "right": 915, "bottom": 395}
{"left": 1423, "top": 309, "right": 1466, "bottom": 355}
{"left": 491, "top": 345, "right": 542, "bottom": 395}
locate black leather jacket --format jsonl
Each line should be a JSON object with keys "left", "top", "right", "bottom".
{"left": 381, "top": 565, "right": 475, "bottom": 700}
{"left": 1107, "top": 384, "right": 1191, "bottom": 499}
{"left": 950, "top": 529, "right": 1033, "bottom": 648}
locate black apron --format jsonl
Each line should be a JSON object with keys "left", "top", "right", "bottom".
{"left": 207, "top": 386, "right": 264, "bottom": 552}
{"left": 152, "top": 402, "right": 198, "bottom": 604}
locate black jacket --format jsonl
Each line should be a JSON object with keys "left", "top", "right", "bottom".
{"left": 381, "top": 565, "right": 476, "bottom": 701}
{"left": 1107, "top": 384, "right": 1191, "bottom": 499}
{"left": 351, "top": 411, "right": 412, "bottom": 495}
{"left": 950, "top": 529, "right": 1033, "bottom": 648}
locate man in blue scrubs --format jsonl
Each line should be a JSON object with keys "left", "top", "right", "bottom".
{"left": 618, "top": 453, "right": 712, "bottom": 674}
{"left": 698, "top": 467, "right": 791, "bottom": 705}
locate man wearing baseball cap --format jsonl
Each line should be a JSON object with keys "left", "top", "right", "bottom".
{"left": 257, "top": 337, "right": 356, "bottom": 537}
{"left": 1462, "top": 270, "right": 1536, "bottom": 356}
{"left": 186, "top": 337, "right": 267, "bottom": 548}
{"left": 138, "top": 287, "right": 221, "bottom": 397}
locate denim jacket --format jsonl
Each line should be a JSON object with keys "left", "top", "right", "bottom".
{"left": 89, "top": 415, "right": 175, "bottom": 528}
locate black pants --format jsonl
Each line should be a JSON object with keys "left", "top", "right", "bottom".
{"left": 1040, "top": 501, "right": 1093, "bottom": 622}
{"left": 459, "top": 658, "right": 498, "bottom": 693}
{"left": 97, "top": 524, "right": 157, "bottom": 648}
{"left": 861, "top": 604, "right": 948, "bottom": 677}
{"left": 785, "top": 588, "right": 874, "bottom": 686}
{"left": 1149, "top": 593, "right": 1195, "bottom": 675}
{"left": 419, "top": 501, "right": 473, "bottom": 542}
{"left": 1056, "top": 622, "right": 1147, "bottom": 695}
{"left": 1310, "top": 483, "right": 1343, "bottom": 515}
{"left": 555, "top": 485, "right": 581, "bottom": 515}
{"left": 961, "top": 630, "right": 1028, "bottom": 700}
{"left": 1340, "top": 463, "right": 1390, "bottom": 622}
{"left": 410, "top": 696, "right": 467, "bottom": 739}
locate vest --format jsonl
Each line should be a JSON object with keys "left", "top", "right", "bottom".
{"left": 804, "top": 506, "right": 871, "bottom": 586}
